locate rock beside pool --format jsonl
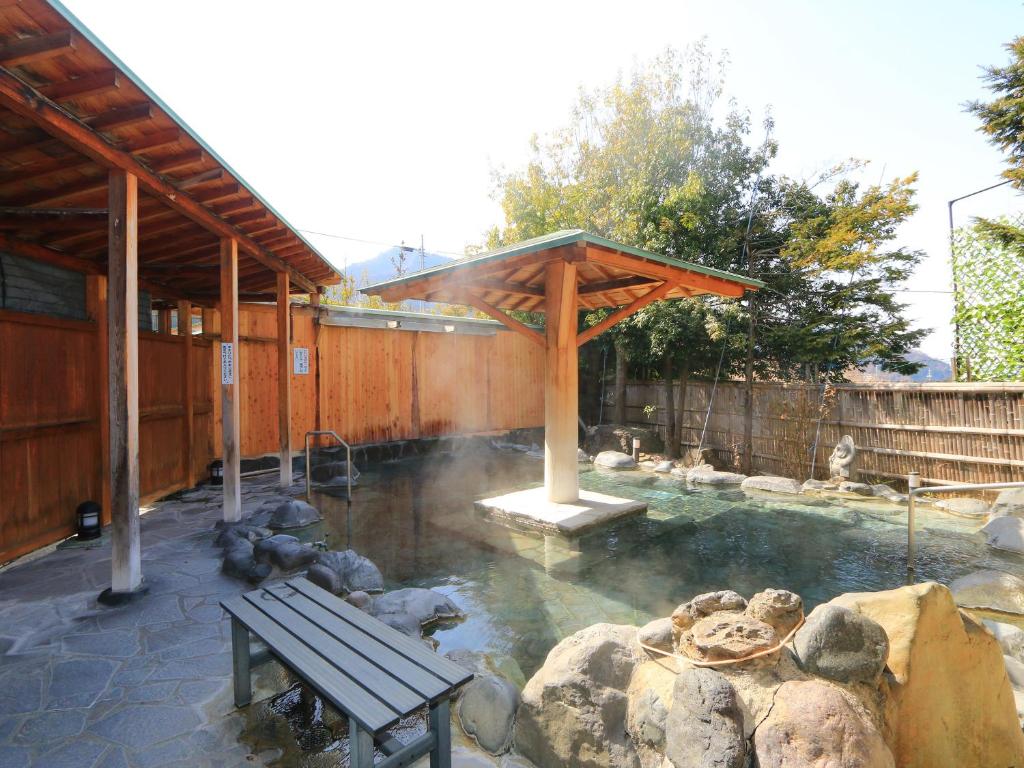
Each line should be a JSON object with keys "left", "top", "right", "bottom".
{"left": 982, "top": 516, "right": 1024, "bottom": 554}
{"left": 680, "top": 615, "right": 779, "bottom": 664}
{"left": 740, "top": 476, "right": 803, "bottom": 495}
{"left": 213, "top": 522, "right": 271, "bottom": 548}
{"left": 831, "top": 581, "right": 1024, "bottom": 766}
{"left": 687, "top": 465, "right": 748, "bottom": 485}
{"left": 752, "top": 679, "right": 894, "bottom": 768}
{"left": 221, "top": 539, "right": 272, "bottom": 584}
{"left": 578, "top": 448, "right": 591, "bottom": 463}
{"left": 637, "top": 617, "right": 674, "bottom": 653}
{"left": 514, "top": 623, "right": 641, "bottom": 768}
{"left": 744, "top": 589, "right": 803, "bottom": 636}
{"left": 370, "top": 588, "right": 463, "bottom": 626}
{"left": 950, "top": 569, "right": 1024, "bottom": 614}
{"left": 447, "top": 650, "right": 523, "bottom": 755}
{"left": 870, "top": 484, "right": 907, "bottom": 504}
{"left": 594, "top": 451, "right": 636, "bottom": 469}
{"left": 653, "top": 460, "right": 674, "bottom": 473}
{"left": 312, "top": 549, "right": 384, "bottom": 593}
{"left": 838, "top": 481, "right": 874, "bottom": 496}
{"left": 671, "top": 590, "right": 747, "bottom": 633}
{"left": 985, "top": 619, "right": 1024, "bottom": 663}
{"left": 665, "top": 667, "right": 746, "bottom": 768}
{"left": 345, "top": 590, "right": 371, "bottom": 610}
{"left": 375, "top": 611, "right": 422, "bottom": 638}
{"left": 992, "top": 488, "right": 1024, "bottom": 518}
{"left": 935, "top": 497, "right": 990, "bottom": 517}
{"left": 267, "top": 500, "right": 322, "bottom": 530}
{"left": 802, "top": 478, "right": 838, "bottom": 492}
{"left": 793, "top": 604, "right": 888, "bottom": 684}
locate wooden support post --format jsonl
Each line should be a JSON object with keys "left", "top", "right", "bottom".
{"left": 220, "top": 238, "right": 242, "bottom": 522}
{"left": 544, "top": 259, "right": 579, "bottom": 503}
{"left": 157, "top": 307, "right": 172, "bottom": 334}
{"left": 277, "top": 273, "right": 292, "bottom": 486}
{"left": 107, "top": 170, "right": 142, "bottom": 594}
{"left": 310, "top": 290, "right": 321, "bottom": 433}
{"left": 86, "top": 274, "right": 111, "bottom": 524}
{"left": 178, "top": 300, "right": 196, "bottom": 488}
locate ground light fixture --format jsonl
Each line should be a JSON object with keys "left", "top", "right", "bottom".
{"left": 75, "top": 500, "right": 102, "bottom": 541}
{"left": 209, "top": 459, "right": 224, "bottom": 486}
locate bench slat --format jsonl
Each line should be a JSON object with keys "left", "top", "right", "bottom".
{"left": 221, "top": 596, "right": 400, "bottom": 733}
{"left": 263, "top": 585, "right": 452, "bottom": 702}
{"left": 286, "top": 578, "right": 474, "bottom": 687}
{"left": 242, "top": 590, "right": 427, "bottom": 718}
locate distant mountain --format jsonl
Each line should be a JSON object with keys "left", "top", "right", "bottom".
{"left": 347, "top": 247, "right": 454, "bottom": 289}
{"left": 847, "top": 350, "right": 953, "bottom": 383}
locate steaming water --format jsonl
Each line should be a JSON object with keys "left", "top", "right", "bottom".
{"left": 311, "top": 448, "right": 1024, "bottom": 678}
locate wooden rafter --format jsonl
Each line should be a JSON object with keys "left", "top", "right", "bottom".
{"left": 41, "top": 69, "right": 120, "bottom": 101}
{"left": 464, "top": 292, "right": 545, "bottom": 347}
{"left": 577, "top": 280, "right": 677, "bottom": 347}
{"left": 0, "top": 31, "right": 76, "bottom": 67}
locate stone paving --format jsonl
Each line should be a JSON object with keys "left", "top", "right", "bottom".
{"left": 0, "top": 474, "right": 310, "bottom": 768}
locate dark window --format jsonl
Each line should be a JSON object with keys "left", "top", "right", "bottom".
{"left": 0, "top": 250, "right": 86, "bottom": 320}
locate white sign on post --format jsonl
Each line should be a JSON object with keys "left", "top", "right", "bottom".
{"left": 221, "top": 342, "right": 234, "bottom": 385}
{"left": 293, "top": 347, "right": 309, "bottom": 375}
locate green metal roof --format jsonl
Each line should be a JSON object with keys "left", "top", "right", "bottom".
{"left": 45, "top": 0, "right": 336, "bottom": 281}
{"left": 362, "top": 229, "right": 764, "bottom": 294}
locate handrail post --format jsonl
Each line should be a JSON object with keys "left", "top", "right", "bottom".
{"left": 305, "top": 433, "right": 312, "bottom": 500}
{"left": 906, "top": 471, "right": 921, "bottom": 584}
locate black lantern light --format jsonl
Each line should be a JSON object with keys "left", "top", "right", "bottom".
{"left": 75, "top": 500, "right": 102, "bottom": 541}
{"left": 209, "top": 460, "right": 224, "bottom": 486}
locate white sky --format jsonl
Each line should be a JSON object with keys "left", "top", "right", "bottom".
{"left": 61, "top": 0, "right": 1024, "bottom": 361}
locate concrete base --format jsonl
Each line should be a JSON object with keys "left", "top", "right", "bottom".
{"left": 475, "top": 486, "right": 648, "bottom": 536}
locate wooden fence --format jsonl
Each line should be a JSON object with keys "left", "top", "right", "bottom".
{"left": 624, "top": 380, "right": 1024, "bottom": 487}
{"left": 0, "top": 304, "right": 544, "bottom": 562}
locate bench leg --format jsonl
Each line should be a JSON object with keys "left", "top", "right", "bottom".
{"left": 428, "top": 697, "right": 451, "bottom": 768}
{"left": 231, "top": 618, "right": 252, "bottom": 707}
{"left": 348, "top": 716, "right": 374, "bottom": 768}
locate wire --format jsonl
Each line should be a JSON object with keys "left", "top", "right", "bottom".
{"left": 296, "top": 228, "right": 466, "bottom": 259}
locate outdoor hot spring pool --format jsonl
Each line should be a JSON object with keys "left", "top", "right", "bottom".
{"left": 309, "top": 447, "right": 1023, "bottom": 678}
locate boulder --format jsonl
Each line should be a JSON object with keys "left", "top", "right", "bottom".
{"left": 686, "top": 465, "right": 748, "bottom": 485}
{"left": 457, "top": 674, "right": 520, "bottom": 755}
{"left": 838, "top": 481, "right": 874, "bottom": 496}
{"left": 717, "top": 648, "right": 808, "bottom": 738}
{"left": 637, "top": 617, "right": 674, "bottom": 653}
{"left": 934, "top": 497, "right": 989, "bottom": 518}
{"left": 593, "top": 451, "right": 636, "bottom": 470}
{"left": 982, "top": 516, "right": 1024, "bottom": 554}
{"left": 991, "top": 487, "right": 1024, "bottom": 518}
{"left": 1006, "top": 654, "right": 1024, "bottom": 689}
{"left": 870, "top": 484, "right": 907, "bottom": 504}
{"left": 752, "top": 679, "right": 894, "bottom": 768}
{"left": 802, "top": 478, "right": 838, "bottom": 492}
{"left": 370, "top": 588, "right": 463, "bottom": 626}
{"left": 305, "top": 563, "right": 342, "bottom": 594}
{"left": 213, "top": 523, "right": 271, "bottom": 549}
{"left": 950, "top": 569, "right": 1024, "bottom": 614}
{"left": 831, "top": 581, "right": 1024, "bottom": 767}
{"left": 664, "top": 668, "right": 745, "bottom": 768}
{"left": 584, "top": 424, "right": 662, "bottom": 455}
{"left": 740, "top": 476, "right": 803, "bottom": 495}
{"left": 253, "top": 533, "right": 298, "bottom": 562}
{"left": 653, "top": 461, "right": 674, "bottom": 474}
{"left": 345, "top": 590, "right": 372, "bottom": 610}
{"left": 314, "top": 549, "right": 384, "bottom": 593}
{"left": 268, "top": 500, "right": 321, "bottom": 530}
{"left": 744, "top": 589, "right": 802, "bottom": 636}
{"left": 221, "top": 539, "right": 272, "bottom": 584}
{"left": 984, "top": 619, "right": 1024, "bottom": 663}
{"left": 578, "top": 448, "right": 591, "bottom": 463}
{"left": 671, "top": 590, "right": 747, "bottom": 633}
{"left": 793, "top": 604, "right": 888, "bottom": 684}
{"left": 268, "top": 541, "right": 319, "bottom": 571}
{"left": 626, "top": 660, "right": 676, "bottom": 757}
{"left": 375, "top": 611, "right": 422, "bottom": 638}
{"left": 680, "top": 615, "right": 779, "bottom": 664}
{"left": 514, "top": 623, "right": 641, "bottom": 768}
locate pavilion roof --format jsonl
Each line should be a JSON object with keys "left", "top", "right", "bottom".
{"left": 362, "top": 230, "right": 763, "bottom": 313}
{"left": 0, "top": 0, "right": 341, "bottom": 303}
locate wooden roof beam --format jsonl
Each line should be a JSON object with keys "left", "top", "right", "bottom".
{"left": 470, "top": 277, "right": 544, "bottom": 298}
{"left": 87, "top": 103, "right": 153, "bottom": 131}
{"left": 17, "top": 173, "right": 107, "bottom": 206}
{"left": 149, "top": 150, "right": 205, "bottom": 174}
{"left": 121, "top": 128, "right": 182, "bottom": 153}
{"left": 0, "top": 233, "right": 101, "bottom": 274}
{"left": 0, "top": 69, "right": 318, "bottom": 291}
{"left": 579, "top": 274, "right": 658, "bottom": 295}
{"left": 585, "top": 246, "right": 746, "bottom": 298}
{"left": 577, "top": 280, "right": 677, "bottom": 347}
{"left": 41, "top": 69, "right": 121, "bottom": 101}
{"left": 464, "top": 292, "right": 545, "bottom": 347}
{"left": 0, "top": 31, "right": 76, "bottom": 67}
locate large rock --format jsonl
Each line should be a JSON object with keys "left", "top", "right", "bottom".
{"left": 831, "top": 581, "right": 1024, "bottom": 767}
{"left": 744, "top": 589, "right": 802, "bottom": 636}
{"left": 664, "top": 668, "right": 745, "bottom": 768}
{"left": 593, "top": 451, "right": 636, "bottom": 470}
{"left": 686, "top": 465, "right": 747, "bottom": 485}
{"left": 793, "top": 604, "right": 888, "bottom": 683}
{"left": 984, "top": 619, "right": 1024, "bottom": 663}
{"left": 680, "top": 615, "right": 779, "bottom": 663}
{"left": 514, "top": 623, "right": 641, "bottom": 768}
{"left": 1006, "top": 654, "right": 1024, "bottom": 689}
{"left": 370, "top": 588, "right": 462, "bottom": 626}
{"left": 313, "top": 549, "right": 384, "bottom": 593}
{"left": 221, "top": 539, "right": 272, "bottom": 583}
{"left": 982, "top": 516, "right": 1024, "bottom": 554}
{"left": 268, "top": 500, "right": 321, "bottom": 530}
{"left": 457, "top": 675, "right": 519, "bottom": 755}
{"left": 991, "top": 487, "right": 1024, "bottom": 518}
{"left": 740, "top": 475, "right": 803, "bottom": 495}
{"left": 626, "top": 660, "right": 676, "bottom": 759}
{"left": 752, "top": 679, "right": 894, "bottom": 768}
{"left": 935, "top": 497, "right": 989, "bottom": 518}
{"left": 671, "top": 590, "right": 747, "bottom": 633}
{"left": 950, "top": 569, "right": 1024, "bottom": 614}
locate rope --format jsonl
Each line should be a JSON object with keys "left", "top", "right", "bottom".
{"left": 696, "top": 334, "right": 729, "bottom": 457}
{"left": 637, "top": 613, "right": 805, "bottom": 670}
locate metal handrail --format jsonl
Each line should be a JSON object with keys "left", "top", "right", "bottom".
{"left": 305, "top": 430, "right": 353, "bottom": 501}
{"left": 906, "top": 473, "right": 1024, "bottom": 582}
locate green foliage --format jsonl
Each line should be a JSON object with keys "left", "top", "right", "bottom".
{"left": 952, "top": 219, "right": 1024, "bottom": 381}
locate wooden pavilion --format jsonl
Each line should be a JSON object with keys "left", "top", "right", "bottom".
{"left": 364, "top": 231, "right": 762, "bottom": 529}
{"left": 0, "top": 0, "right": 340, "bottom": 597}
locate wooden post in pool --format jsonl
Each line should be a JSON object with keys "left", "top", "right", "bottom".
{"left": 544, "top": 258, "right": 580, "bottom": 503}
{"left": 277, "top": 272, "right": 292, "bottom": 487}
{"left": 220, "top": 237, "right": 242, "bottom": 523}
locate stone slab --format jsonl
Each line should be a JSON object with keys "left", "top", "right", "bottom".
{"left": 475, "top": 486, "right": 648, "bottom": 536}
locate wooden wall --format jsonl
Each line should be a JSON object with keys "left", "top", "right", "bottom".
{"left": 1, "top": 302, "right": 544, "bottom": 563}
{"left": 625, "top": 379, "right": 1024, "bottom": 487}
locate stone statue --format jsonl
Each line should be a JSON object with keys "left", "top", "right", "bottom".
{"left": 829, "top": 435, "right": 857, "bottom": 481}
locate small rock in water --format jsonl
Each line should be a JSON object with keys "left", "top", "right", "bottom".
{"left": 741, "top": 476, "right": 803, "bottom": 495}
{"left": 370, "top": 588, "right": 463, "bottom": 626}
{"left": 802, "top": 478, "right": 838, "bottom": 492}
{"left": 838, "top": 481, "right": 874, "bottom": 496}
{"left": 951, "top": 569, "right": 1024, "bottom": 615}
{"left": 870, "top": 484, "right": 907, "bottom": 504}
{"left": 593, "top": 450, "right": 636, "bottom": 469}
{"left": 375, "top": 611, "right": 423, "bottom": 638}
{"left": 665, "top": 667, "right": 746, "bottom": 768}
{"left": 688, "top": 465, "right": 748, "bottom": 485}
{"left": 268, "top": 500, "right": 321, "bottom": 530}
{"left": 672, "top": 590, "right": 747, "bottom": 632}
{"left": 653, "top": 460, "right": 675, "bottom": 473}
{"left": 314, "top": 549, "right": 384, "bottom": 593}
{"left": 982, "top": 516, "right": 1024, "bottom": 554}
{"left": 745, "top": 589, "right": 803, "bottom": 636}
{"left": 935, "top": 497, "right": 990, "bottom": 518}
{"left": 793, "top": 604, "right": 889, "bottom": 684}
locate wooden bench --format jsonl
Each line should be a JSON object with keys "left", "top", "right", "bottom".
{"left": 221, "top": 577, "right": 473, "bottom": 767}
